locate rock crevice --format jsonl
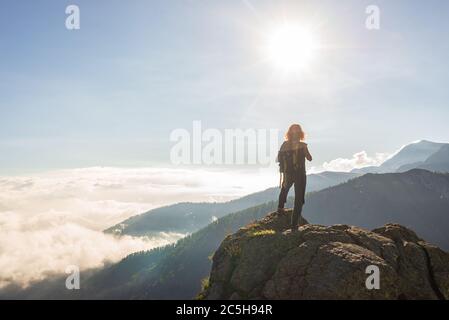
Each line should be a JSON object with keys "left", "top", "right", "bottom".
{"left": 418, "top": 244, "right": 445, "bottom": 300}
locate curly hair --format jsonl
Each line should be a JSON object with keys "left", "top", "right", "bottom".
{"left": 285, "top": 124, "right": 305, "bottom": 141}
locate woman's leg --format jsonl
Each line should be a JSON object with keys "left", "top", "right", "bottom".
{"left": 291, "top": 173, "right": 306, "bottom": 228}
{"left": 291, "top": 202, "right": 303, "bottom": 229}
{"left": 278, "top": 176, "right": 293, "bottom": 210}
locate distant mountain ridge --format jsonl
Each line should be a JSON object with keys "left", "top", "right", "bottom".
{"left": 304, "top": 169, "right": 449, "bottom": 250}
{"left": 105, "top": 171, "right": 359, "bottom": 236}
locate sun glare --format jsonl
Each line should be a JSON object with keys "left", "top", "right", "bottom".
{"left": 265, "top": 23, "right": 320, "bottom": 72}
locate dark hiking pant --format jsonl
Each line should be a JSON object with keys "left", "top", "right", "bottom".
{"left": 278, "top": 171, "right": 306, "bottom": 229}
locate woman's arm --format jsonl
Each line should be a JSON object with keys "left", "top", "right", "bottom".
{"left": 305, "top": 145, "right": 313, "bottom": 161}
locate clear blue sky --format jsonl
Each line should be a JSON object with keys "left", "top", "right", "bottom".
{"left": 1, "top": 0, "right": 449, "bottom": 174}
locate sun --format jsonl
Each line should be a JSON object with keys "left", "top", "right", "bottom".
{"left": 265, "top": 23, "right": 320, "bottom": 72}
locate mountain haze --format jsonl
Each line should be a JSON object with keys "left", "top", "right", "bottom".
{"left": 397, "top": 145, "right": 449, "bottom": 173}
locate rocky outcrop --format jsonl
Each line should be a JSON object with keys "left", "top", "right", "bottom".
{"left": 202, "top": 210, "right": 449, "bottom": 300}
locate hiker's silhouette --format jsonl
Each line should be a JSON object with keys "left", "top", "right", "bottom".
{"left": 277, "top": 124, "right": 312, "bottom": 230}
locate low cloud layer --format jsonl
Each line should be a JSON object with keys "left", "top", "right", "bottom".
{"left": 0, "top": 166, "right": 275, "bottom": 288}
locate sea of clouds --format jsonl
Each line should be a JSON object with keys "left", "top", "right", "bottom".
{"left": 0, "top": 166, "right": 277, "bottom": 288}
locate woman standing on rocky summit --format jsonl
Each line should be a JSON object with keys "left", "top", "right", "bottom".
{"left": 277, "top": 124, "right": 313, "bottom": 230}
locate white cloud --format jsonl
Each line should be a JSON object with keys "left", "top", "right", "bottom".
{"left": 321, "top": 151, "right": 390, "bottom": 172}
{"left": 0, "top": 166, "right": 275, "bottom": 288}
{"left": 0, "top": 218, "right": 183, "bottom": 288}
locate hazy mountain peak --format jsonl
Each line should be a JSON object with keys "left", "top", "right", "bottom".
{"left": 352, "top": 140, "right": 448, "bottom": 174}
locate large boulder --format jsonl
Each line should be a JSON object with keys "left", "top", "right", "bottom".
{"left": 201, "top": 210, "right": 449, "bottom": 300}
